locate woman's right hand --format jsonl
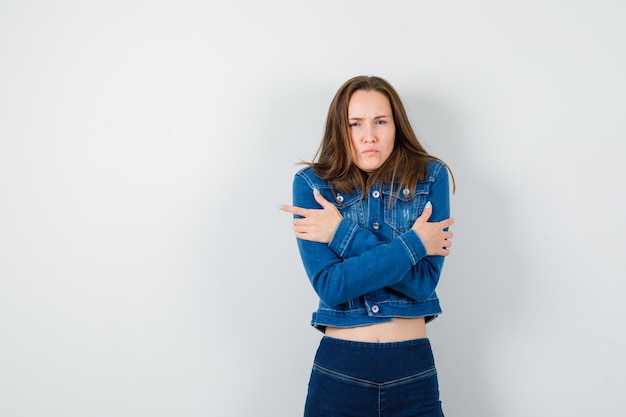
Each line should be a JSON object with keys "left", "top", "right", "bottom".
{"left": 411, "top": 202, "right": 454, "bottom": 256}
{"left": 279, "top": 188, "right": 343, "bottom": 244}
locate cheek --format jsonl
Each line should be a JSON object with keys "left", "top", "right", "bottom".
{"left": 385, "top": 139, "right": 395, "bottom": 158}
{"left": 349, "top": 141, "right": 359, "bottom": 160}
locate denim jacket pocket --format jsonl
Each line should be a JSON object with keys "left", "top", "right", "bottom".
{"left": 322, "top": 189, "right": 364, "bottom": 226}
{"left": 382, "top": 183, "right": 430, "bottom": 236}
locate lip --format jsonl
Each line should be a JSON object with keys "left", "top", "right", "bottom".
{"left": 362, "top": 149, "right": 378, "bottom": 154}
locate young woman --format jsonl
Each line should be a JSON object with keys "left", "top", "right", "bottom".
{"left": 280, "top": 75, "right": 454, "bottom": 417}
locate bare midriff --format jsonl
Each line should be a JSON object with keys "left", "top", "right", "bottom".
{"left": 324, "top": 317, "right": 427, "bottom": 343}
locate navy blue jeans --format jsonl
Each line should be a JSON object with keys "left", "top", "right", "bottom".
{"left": 304, "top": 337, "right": 444, "bottom": 417}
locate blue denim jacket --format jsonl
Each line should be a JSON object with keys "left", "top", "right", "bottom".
{"left": 293, "top": 160, "right": 450, "bottom": 331}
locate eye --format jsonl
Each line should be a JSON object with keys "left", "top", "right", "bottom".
{"left": 349, "top": 121, "right": 360, "bottom": 127}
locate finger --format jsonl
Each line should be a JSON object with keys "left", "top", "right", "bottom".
{"left": 416, "top": 201, "right": 433, "bottom": 223}
{"left": 293, "top": 218, "right": 309, "bottom": 226}
{"left": 312, "top": 187, "right": 334, "bottom": 209}
{"left": 294, "top": 225, "right": 308, "bottom": 234}
{"left": 279, "top": 204, "right": 295, "bottom": 213}
{"left": 440, "top": 218, "right": 454, "bottom": 229}
{"left": 432, "top": 246, "right": 449, "bottom": 256}
{"left": 279, "top": 204, "right": 310, "bottom": 217}
{"left": 295, "top": 231, "right": 317, "bottom": 242}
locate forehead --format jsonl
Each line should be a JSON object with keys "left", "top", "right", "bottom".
{"left": 347, "top": 90, "right": 392, "bottom": 116}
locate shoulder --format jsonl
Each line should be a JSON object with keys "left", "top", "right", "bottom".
{"left": 293, "top": 167, "right": 328, "bottom": 200}
{"left": 426, "top": 159, "right": 449, "bottom": 182}
{"left": 292, "top": 167, "right": 331, "bottom": 208}
{"left": 294, "top": 166, "right": 331, "bottom": 189}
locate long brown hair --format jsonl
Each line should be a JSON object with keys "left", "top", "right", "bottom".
{"left": 308, "top": 75, "right": 454, "bottom": 199}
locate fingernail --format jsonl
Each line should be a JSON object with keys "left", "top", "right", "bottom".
{"left": 425, "top": 201, "right": 432, "bottom": 209}
{"left": 277, "top": 204, "right": 284, "bottom": 210}
{"left": 313, "top": 187, "right": 320, "bottom": 195}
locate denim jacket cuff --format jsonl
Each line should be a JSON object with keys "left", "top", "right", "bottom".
{"left": 398, "top": 230, "right": 428, "bottom": 265}
{"left": 328, "top": 218, "right": 358, "bottom": 258}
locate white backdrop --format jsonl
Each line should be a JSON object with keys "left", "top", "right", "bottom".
{"left": 1, "top": 1, "right": 625, "bottom": 416}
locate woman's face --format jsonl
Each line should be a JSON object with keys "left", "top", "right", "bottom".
{"left": 347, "top": 89, "right": 396, "bottom": 173}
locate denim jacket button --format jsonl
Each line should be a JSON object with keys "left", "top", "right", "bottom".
{"left": 372, "top": 222, "right": 380, "bottom": 230}
{"left": 372, "top": 190, "right": 380, "bottom": 198}
{"left": 403, "top": 188, "right": 411, "bottom": 197}
{"left": 336, "top": 194, "right": 344, "bottom": 203}
{"left": 371, "top": 305, "right": 380, "bottom": 313}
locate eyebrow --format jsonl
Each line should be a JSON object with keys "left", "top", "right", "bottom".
{"left": 347, "top": 115, "right": 392, "bottom": 120}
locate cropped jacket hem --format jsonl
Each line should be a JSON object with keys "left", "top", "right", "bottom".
{"left": 292, "top": 160, "right": 450, "bottom": 332}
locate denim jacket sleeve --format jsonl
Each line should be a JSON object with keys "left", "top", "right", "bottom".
{"left": 328, "top": 163, "right": 450, "bottom": 302}
{"left": 293, "top": 165, "right": 448, "bottom": 307}
{"left": 388, "top": 164, "right": 450, "bottom": 300}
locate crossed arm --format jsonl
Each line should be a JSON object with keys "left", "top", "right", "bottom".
{"left": 280, "top": 188, "right": 453, "bottom": 256}
{"left": 279, "top": 185, "right": 454, "bottom": 305}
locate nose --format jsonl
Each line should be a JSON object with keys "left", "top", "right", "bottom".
{"left": 363, "top": 123, "right": 375, "bottom": 143}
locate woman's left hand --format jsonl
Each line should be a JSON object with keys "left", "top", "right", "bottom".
{"left": 280, "top": 189, "right": 342, "bottom": 243}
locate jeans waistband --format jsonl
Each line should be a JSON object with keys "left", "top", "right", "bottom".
{"left": 320, "top": 335, "right": 432, "bottom": 349}
{"left": 314, "top": 336, "right": 436, "bottom": 383}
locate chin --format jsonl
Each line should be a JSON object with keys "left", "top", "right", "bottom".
{"left": 355, "top": 159, "right": 384, "bottom": 173}
{"left": 360, "top": 165, "right": 381, "bottom": 173}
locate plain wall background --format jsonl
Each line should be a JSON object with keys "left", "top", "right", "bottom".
{"left": 1, "top": 1, "right": 625, "bottom": 416}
